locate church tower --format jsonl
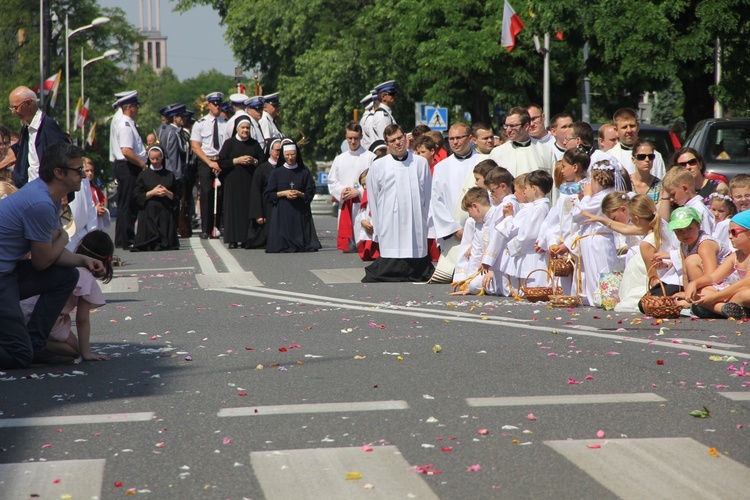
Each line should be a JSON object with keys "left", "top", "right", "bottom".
{"left": 136, "top": 0, "right": 168, "bottom": 73}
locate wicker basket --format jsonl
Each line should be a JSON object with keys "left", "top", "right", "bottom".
{"left": 521, "top": 269, "right": 559, "bottom": 303}
{"left": 641, "top": 274, "right": 682, "bottom": 319}
{"left": 550, "top": 255, "right": 574, "bottom": 277}
{"left": 549, "top": 275, "right": 583, "bottom": 308}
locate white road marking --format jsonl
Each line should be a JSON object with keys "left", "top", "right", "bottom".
{"left": 99, "top": 277, "right": 139, "bottom": 294}
{"left": 251, "top": 446, "right": 438, "bottom": 499}
{"left": 718, "top": 392, "right": 750, "bottom": 401}
{"left": 208, "top": 239, "right": 250, "bottom": 274}
{"left": 219, "top": 400, "right": 409, "bottom": 418}
{"left": 196, "top": 272, "right": 263, "bottom": 289}
{"left": 0, "top": 412, "right": 154, "bottom": 428}
{"left": 114, "top": 266, "right": 195, "bottom": 274}
{"left": 466, "top": 393, "right": 666, "bottom": 407}
{"left": 0, "top": 459, "right": 105, "bottom": 498}
{"left": 211, "top": 287, "right": 750, "bottom": 360}
{"left": 545, "top": 437, "right": 750, "bottom": 499}
{"left": 310, "top": 267, "right": 366, "bottom": 284}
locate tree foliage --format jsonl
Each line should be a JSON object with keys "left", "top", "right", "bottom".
{"left": 177, "top": 0, "right": 750, "bottom": 160}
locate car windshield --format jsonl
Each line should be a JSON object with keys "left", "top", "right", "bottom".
{"left": 707, "top": 124, "right": 750, "bottom": 163}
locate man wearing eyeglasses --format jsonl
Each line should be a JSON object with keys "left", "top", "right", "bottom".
{"left": 608, "top": 107, "right": 666, "bottom": 179}
{"left": 428, "top": 122, "right": 482, "bottom": 282}
{"left": 371, "top": 80, "right": 398, "bottom": 142}
{"left": 362, "top": 124, "right": 433, "bottom": 283}
{"left": 111, "top": 91, "right": 148, "bottom": 250}
{"left": 8, "top": 86, "right": 67, "bottom": 188}
{"left": 526, "top": 103, "right": 554, "bottom": 147}
{"left": 489, "top": 107, "right": 555, "bottom": 177}
{"left": 0, "top": 143, "right": 105, "bottom": 369}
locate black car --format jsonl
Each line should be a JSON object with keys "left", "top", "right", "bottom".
{"left": 683, "top": 118, "right": 750, "bottom": 181}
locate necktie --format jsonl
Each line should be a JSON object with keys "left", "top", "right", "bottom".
{"left": 212, "top": 118, "right": 220, "bottom": 150}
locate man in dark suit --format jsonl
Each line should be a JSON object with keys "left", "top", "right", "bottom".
{"left": 9, "top": 86, "right": 68, "bottom": 188}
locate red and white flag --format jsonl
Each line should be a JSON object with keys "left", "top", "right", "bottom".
{"left": 75, "top": 98, "right": 90, "bottom": 130}
{"left": 501, "top": 1, "right": 525, "bottom": 52}
{"left": 32, "top": 72, "right": 59, "bottom": 95}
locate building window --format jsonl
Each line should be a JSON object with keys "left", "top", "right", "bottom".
{"left": 156, "top": 42, "right": 161, "bottom": 68}
{"left": 147, "top": 41, "right": 153, "bottom": 63}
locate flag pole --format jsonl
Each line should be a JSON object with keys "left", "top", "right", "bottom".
{"left": 543, "top": 33, "right": 550, "bottom": 128}
{"left": 39, "top": 0, "right": 45, "bottom": 108}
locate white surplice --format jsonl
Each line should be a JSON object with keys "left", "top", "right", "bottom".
{"left": 367, "top": 152, "right": 431, "bottom": 258}
{"left": 489, "top": 140, "right": 556, "bottom": 178}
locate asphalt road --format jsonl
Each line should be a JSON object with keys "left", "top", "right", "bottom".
{"left": 1, "top": 215, "right": 749, "bottom": 499}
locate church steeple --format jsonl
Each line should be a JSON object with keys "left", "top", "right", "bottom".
{"left": 136, "top": 0, "right": 168, "bottom": 73}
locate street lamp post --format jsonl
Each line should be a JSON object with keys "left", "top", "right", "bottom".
{"left": 65, "top": 14, "right": 110, "bottom": 133}
{"left": 80, "top": 48, "right": 119, "bottom": 146}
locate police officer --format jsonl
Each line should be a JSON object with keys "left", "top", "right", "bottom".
{"left": 111, "top": 91, "right": 147, "bottom": 249}
{"left": 160, "top": 104, "right": 191, "bottom": 237}
{"left": 259, "top": 92, "right": 283, "bottom": 146}
{"left": 225, "top": 93, "right": 250, "bottom": 138}
{"left": 190, "top": 92, "right": 227, "bottom": 239}
{"left": 359, "top": 92, "right": 376, "bottom": 150}
{"left": 371, "top": 80, "right": 397, "bottom": 142}
{"left": 244, "top": 95, "right": 266, "bottom": 146}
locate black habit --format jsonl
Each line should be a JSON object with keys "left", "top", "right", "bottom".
{"left": 132, "top": 168, "right": 179, "bottom": 251}
{"left": 245, "top": 160, "right": 277, "bottom": 249}
{"left": 218, "top": 135, "right": 265, "bottom": 244}
{"left": 263, "top": 164, "right": 322, "bottom": 253}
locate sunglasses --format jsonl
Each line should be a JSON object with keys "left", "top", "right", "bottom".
{"left": 676, "top": 158, "right": 700, "bottom": 167}
{"left": 729, "top": 227, "right": 750, "bottom": 238}
{"left": 59, "top": 166, "right": 85, "bottom": 175}
{"left": 634, "top": 153, "right": 655, "bottom": 161}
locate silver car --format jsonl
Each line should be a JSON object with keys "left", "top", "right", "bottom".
{"left": 311, "top": 184, "right": 338, "bottom": 216}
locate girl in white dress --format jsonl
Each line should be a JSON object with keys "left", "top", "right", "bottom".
{"left": 571, "top": 161, "right": 618, "bottom": 305}
{"left": 585, "top": 195, "right": 674, "bottom": 312}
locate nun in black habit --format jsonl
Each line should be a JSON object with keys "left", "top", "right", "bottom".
{"left": 218, "top": 115, "right": 265, "bottom": 248}
{"left": 263, "top": 142, "right": 322, "bottom": 253}
{"left": 131, "top": 146, "right": 179, "bottom": 251}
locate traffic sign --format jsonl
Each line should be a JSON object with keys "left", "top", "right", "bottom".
{"left": 317, "top": 171, "right": 329, "bottom": 185}
{"left": 426, "top": 107, "right": 448, "bottom": 131}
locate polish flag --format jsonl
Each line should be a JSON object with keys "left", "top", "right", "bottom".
{"left": 501, "top": 1, "right": 525, "bottom": 52}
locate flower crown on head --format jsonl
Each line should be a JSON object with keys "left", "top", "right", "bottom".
{"left": 592, "top": 160, "right": 614, "bottom": 171}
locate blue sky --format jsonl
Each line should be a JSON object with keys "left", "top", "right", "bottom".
{"left": 98, "top": 0, "right": 237, "bottom": 81}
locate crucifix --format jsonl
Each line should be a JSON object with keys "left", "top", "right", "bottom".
{"left": 289, "top": 181, "right": 295, "bottom": 191}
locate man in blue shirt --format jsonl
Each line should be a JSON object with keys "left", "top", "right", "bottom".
{"left": 0, "top": 143, "right": 105, "bottom": 369}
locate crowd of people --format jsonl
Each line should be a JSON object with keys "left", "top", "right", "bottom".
{"left": 1, "top": 78, "right": 749, "bottom": 370}
{"left": 329, "top": 87, "right": 750, "bottom": 321}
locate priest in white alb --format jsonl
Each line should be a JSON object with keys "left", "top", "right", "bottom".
{"left": 489, "top": 107, "right": 555, "bottom": 177}
{"left": 362, "top": 124, "right": 433, "bottom": 282}
{"left": 428, "top": 122, "right": 481, "bottom": 282}
{"left": 328, "top": 121, "right": 367, "bottom": 252}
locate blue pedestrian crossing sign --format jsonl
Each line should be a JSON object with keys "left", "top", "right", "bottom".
{"left": 426, "top": 107, "right": 448, "bottom": 132}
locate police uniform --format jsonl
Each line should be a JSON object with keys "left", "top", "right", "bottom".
{"left": 112, "top": 91, "right": 147, "bottom": 249}
{"left": 225, "top": 93, "right": 249, "bottom": 138}
{"left": 359, "top": 92, "right": 376, "bottom": 150}
{"left": 190, "top": 92, "right": 227, "bottom": 238}
{"left": 259, "top": 92, "right": 283, "bottom": 142}
{"left": 371, "top": 80, "right": 397, "bottom": 142}
{"left": 244, "top": 95, "right": 267, "bottom": 146}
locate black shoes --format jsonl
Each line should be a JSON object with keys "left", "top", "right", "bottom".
{"left": 228, "top": 242, "right": 238, "bottom": 249}
{"left": 200, "top": 232, "right": 210, "bottom": 239}
{"left": 721, "top": 302, "right": 750, "bottom": 319}
{"left": 32, "top": 349, "right": 75, "bottom": 366}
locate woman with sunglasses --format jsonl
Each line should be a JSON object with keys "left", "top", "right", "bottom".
{"left": 672, "top": 147, "right": 728, "bottom": 206}
{"left": 685, "top": 209, "right": 750, "bottom": 319}
{"left": 630, "top": 140, "right": 662, "bottom": 203}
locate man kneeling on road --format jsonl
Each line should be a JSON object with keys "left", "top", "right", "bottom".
{"left": 0, "top": 143, "right": 105, "bottom": 369}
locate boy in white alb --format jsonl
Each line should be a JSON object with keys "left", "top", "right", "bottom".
{"left": 482, "top": 166, "right": 518, "bottom": 296}
{"left": 498, "top": 170, "right": 554, "bottom": 289}
{"left": 451, "top": 187, "right": 498, "bottom": 295}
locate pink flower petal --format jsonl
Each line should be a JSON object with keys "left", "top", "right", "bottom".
{"left": 467, "top": 464, "right": 482, "bottom": 472}
{"left": 526, "top": 413, "right": 537, "bottom": 421}
{"left": 596, "top": 430, "right": 605, "bottom": 439}
{"left": 223, "top": 437, "right": 232, "bottom": 445}
{"left": 361, "top": 445, "right": 373, "bottom": 452}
